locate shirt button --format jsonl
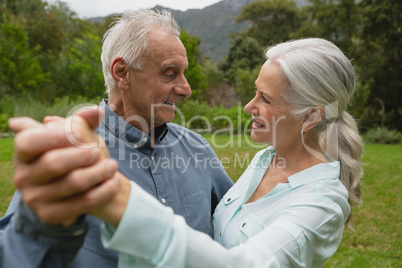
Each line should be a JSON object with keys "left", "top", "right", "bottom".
{"left": 161, "top": 198, "right": 166, "bottom": 204}
{"left": 133, "top": 144, "right": 138, "bottom": 148}
{"left": 73, "top": 229, "right": 86, "bottom": 236}
{"left": 142, "top": 137, "right": 147, "bottom": 143}
{"left": 242, "top": 223, "right": 246, "bottom": 228}
{"left": 151, "top": 156, "right": 155, "bottom": 160}
{"left": 227, "top": 197, "right": 231, "bottom": 202}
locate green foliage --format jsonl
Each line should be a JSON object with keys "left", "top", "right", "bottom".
{"left": 0, "top": 13, "right": 49, "bottom": 114}
{"left": 49, "top": 33, "right": 105, "bottom": 101}
{"left": 0, "top": 97, "right": 14, "bottom": 116}
{"left": 364, "top": 127, "right": 402, "bottom": 144}
{"left": 46, "top": 1, "right": 92, "bottom": 44}
{"left": 291, "top": 0, "right": 359, "bottom": 55}
{"left": 0, "top": 114, "right": 10, "bottom": 132}
{"left": 220, "top": 35, "right": 264, "bottom": 83}
{"left": 353, "top": 0, "right": 402, "bottom": 131}
{"left": 226, "top": 0, "right": 401, "bottom": 132}
{"left": 234, "top": 66, "right": 260, "bottom": 105}
{"left": 1, "top": 0, "right": 400, "bottom": 134}
{"left": 180, "top": 30, "right": 207, "bottom": 92}
{"left": 24, "top": 11, "right": 66, "bottom": 55}
{"left": 0, "top": 96, "right": 13, "bottom": 133}
{"left": 16, "top": 95, "right": 101, "bottom": 122}
{"left": 174, "top": 100, "right": 250, "bottom": 134}
{"left": 195, "top": 59, "right": 225, "bottom": 103}
{"left": 5, "top": 0, "right": 46, "bottom": 16}
{"left": 237, "top": 0, "right": 302, "bottom": 46}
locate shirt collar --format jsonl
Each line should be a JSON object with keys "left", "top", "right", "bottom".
{"left": 288, "top": 161, "right": 340, "bottom": 188}
{"left": 99, "top": 99, "right": 169, "bottom": 150}
{"left": 260, "top": 146, "right": 340, "bottom": 188}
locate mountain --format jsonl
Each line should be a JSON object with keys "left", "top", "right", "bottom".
{"left": 91, "top": 0, "right": 309, "bottom": 62}
{"left": 160, "top": 0, "right": 309, "bottom": 61}
{"left": 158, "top": 0, "right": 254, "bottom": 61}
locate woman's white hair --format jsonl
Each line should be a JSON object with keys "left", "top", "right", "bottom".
{"left": 101, "top": 9, "right": 180, "bottom": 95}
{"left": 265, "top": 38, "right": 363, "bottom": 226}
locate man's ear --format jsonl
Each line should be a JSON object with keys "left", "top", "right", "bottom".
{"left": 111, "top": 57, "right": 130, "bottom": 90}
{"left": 302, "top": 106, "right": 324, "bottom": 131}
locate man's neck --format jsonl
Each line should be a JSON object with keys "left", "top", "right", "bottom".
{"left": 107, "top": 97, "right": 164, "bottom": 145}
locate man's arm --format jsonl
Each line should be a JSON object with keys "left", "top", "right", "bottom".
{"left": 0, "top": 110, "right": 121, "bottom": 267}
{"left": 0, "top": 192, "right": 89, "bottom": 268}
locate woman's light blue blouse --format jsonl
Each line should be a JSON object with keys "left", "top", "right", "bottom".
{"left": 102, "top": 146, "right": 351, "bottom": 267}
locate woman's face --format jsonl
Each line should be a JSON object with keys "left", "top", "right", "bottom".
{"left": 244, "top": 60, "right": 303, "bottom": 147}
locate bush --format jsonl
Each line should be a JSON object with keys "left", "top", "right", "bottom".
{"left": 16, "top": 95, "right": 102, "bottom": 122}
{"left": 0, "top": 114, "right": 9, "bottom": 132}
{"left": 364, "top": 127, "right": 402, "bottom": 144}
{"left": 0, "top": 97, "right": 14, "bottom": 116}
{"left": 0, "top": 97, "right": 13, "bottom": 134}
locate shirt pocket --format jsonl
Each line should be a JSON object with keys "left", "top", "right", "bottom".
{"left": 213, "top": 185, "right": 240, "bottom": 239}
{"left": 213, "top": 185, "right": 240, "bottom": 221}
{"left": 182, "top": 191, "right": 211, "bottom": 235}
{"left": 239, "top": 214, "right": 266, "bottom": 239}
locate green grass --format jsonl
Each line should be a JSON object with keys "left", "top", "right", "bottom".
{"left": 325, "top": 144, "right": 401, "bottom": 267}
{"left": 0, "top": 136, "right": 401, "bottom": 266}
{"left": 0, "top": 138, "right": 14, "bottom": 216}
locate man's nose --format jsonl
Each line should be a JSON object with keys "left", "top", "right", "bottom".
{"left": 175, "top": 75, "right": 192, "bottom": 98}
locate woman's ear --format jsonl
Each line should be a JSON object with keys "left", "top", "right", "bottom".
{"left": 302, "top": 106, "right": 324, "bottom": 131}
{"left": 111, "top": 57, "right": 130, "bottom": 90}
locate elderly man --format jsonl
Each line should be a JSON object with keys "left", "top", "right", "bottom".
{"left": 0, "top": 9, "right": 233, "bottom": 267}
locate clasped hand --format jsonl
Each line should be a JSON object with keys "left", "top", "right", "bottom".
{"left": 9, "top": 107, "right": 130, "bottom": 227}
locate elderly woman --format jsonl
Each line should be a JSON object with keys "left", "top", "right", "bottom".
{"left": 91, "top": 37, "right": 363, "bottom": 267}
{"left": 9, "top": 38, "right": 363, "bottom": 267}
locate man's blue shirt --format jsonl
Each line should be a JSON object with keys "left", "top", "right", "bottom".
{"left": 0, "top": 100, "right": 233, "bottom": 267}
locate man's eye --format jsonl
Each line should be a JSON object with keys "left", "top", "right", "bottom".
{"left": 165, "top": 68, "right": 177, "bottom": 78}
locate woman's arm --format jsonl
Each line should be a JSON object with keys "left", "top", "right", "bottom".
{"left": 100, "top": 180, "right": 347, "bottom": 268}
{"left": 101, "top": 181, "right": 278, "bottom": 268}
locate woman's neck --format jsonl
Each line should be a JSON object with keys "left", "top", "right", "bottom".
{"left": 272, "top": 141, "right": 326, "bottom": 175}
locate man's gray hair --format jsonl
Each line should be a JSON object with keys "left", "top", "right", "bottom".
{"left": 101, "top": 9, "right": 181, "bottom": 95}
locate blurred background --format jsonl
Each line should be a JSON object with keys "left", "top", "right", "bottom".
{"left": 0, "top": 0, "right": 400, "bottom": 142}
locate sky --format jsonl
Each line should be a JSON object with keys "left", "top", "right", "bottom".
{"left": 47, "top": 0, "right": 222, "bottom": 19}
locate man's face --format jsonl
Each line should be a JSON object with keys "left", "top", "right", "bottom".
{"left": 123, "top": 29, "right": 191, "bottom": 131}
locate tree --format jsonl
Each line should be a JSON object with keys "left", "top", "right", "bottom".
{"left": 234, "top": 66, "right": 261, "bottom": 105}
{"left": 219, "top": 34, "right": 264, "bottom": 83}
{"left": 291, "top": 0, "right": 359, "bottom": 57}
{"left": 236, "top": 0, "right": 302, "bottom": 47}
{"left": 0, "top": 14, "right": 48, "bottom": 114}
{"left": 179, "top": 30, "right": 207, "bottom": 97}
{"left": 49, "top": 33, "right": 104, "bottom": 101}
{"left": 4, "top": 0, "right": 46, "bottom": 16}
{"left": 24, "top": 11, "right": 66, "bottom": 55}
{"left": 354, "top": 0, "right": 402, "bottom": 130}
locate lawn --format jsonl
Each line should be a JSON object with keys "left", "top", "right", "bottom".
{"left": 0, "top": 136, "right": 401, "bottom": 267}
